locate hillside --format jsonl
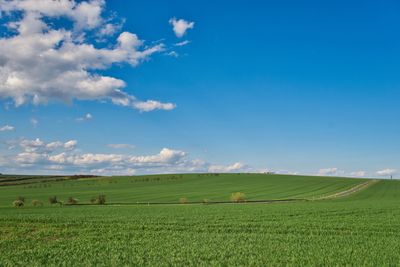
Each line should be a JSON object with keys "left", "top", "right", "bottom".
{"left": 0, "top": 173, "right": 367, "bottom": 206}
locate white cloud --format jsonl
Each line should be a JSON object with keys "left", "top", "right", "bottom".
{"left": 108, "top": 144, "right": 135, "bottom": 149}
{"left": 169, "top": 18, "right": 194, "bottom": 38}
{"left": 64, "top": 140, "right": 78, "bottom": 150}
{"left": 318, "top": 167, "right": 339, "bottom": 176}
{"left": 166, "top": 51, "right": 179, "bottom": 58}
{"left": 349, "top": 171, "right": 366, "bottom": 177}
{"left": 76, "top": 113, "right": 93, "bottom": 122}
{"left": 174, "top": 40, "right": 190, "bottom": 46}
{"left": 30, "top": 118, "right": 38, "bottom": 127}
{"left": 0, "top": 0, "right": 175, "bottom": 112}
{"left": 132, "top": 100, "right": 176, "bottom": 112}
{"left": 0, "top": 125, "right": 14, "bottom": 132}
{"left": 376, "top": 169, "right": 396, "bottom": 176}
{"left": 317, "top": 169, "right": 375, "bottom": 178}
{"left": 208, "top": 162, "right": 246, "bottom": 173}
{"left": 18, "top": 138, "right": 76, "bottom": 153}
{"left": 0, "top": 137, "right": 251, "bottom": 175}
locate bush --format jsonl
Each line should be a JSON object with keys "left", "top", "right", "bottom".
{"left": 179, "top": 197, "right": 188, "bottom": 204}
{"left": 49, "top": 196, "right": 61, "bottom": 205}
{"left": 230, "top": 192, "right": 246, "bottom": 203}
{"left": 91, "top": 195, "right": 106, "bottom": 205}
{"left": 13, "top": 200, "right": 24, "bottom": 208}
{"left": 67, "top": 197, "right": 78, "bottom": 205}
{"left": 90, "top": 197, "right": 97, "bottom": 204}
{"left": 202, "top": 198, "right": 210, "bottom": 205}
{"left": 16, "top": 196, "right": 25, "bottom": 203}
{"left": 32, "top": 199, "right": 43, "bottom": 207}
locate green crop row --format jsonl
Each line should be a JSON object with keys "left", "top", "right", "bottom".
{"left": 0, "top": 179, "right": 399, "bottom": 266}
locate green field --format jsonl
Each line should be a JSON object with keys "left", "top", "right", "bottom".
{"left": 0, "top": 173, "right": 365, "bottom": 205}
{"left": 1, "top": 174, "right": 399, "bottom": 266}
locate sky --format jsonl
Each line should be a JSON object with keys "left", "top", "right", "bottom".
{"left": 0, "top": 0, "right": 399, "bottom": 178}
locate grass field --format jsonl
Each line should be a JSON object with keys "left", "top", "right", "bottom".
{"left": 0, "top": 173, "right": 365, "bottom": 206}
{"left": 1, "top": 174, "right": 399, "bottom": 266}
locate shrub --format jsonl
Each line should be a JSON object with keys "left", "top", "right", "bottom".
{"left": 179, "top": 197, "right": 188, "bottom": 204}
{"left": 16, "top": 196, "right": 25, "bottom": 203}
{"left": 32, "top": 199, "right": 43, "bottom": 207}
{"left": 230, "top": 192, "right": 246, "bottom": 203}
{"left": 13, "top": 200, "right": 24, "bottom": 208}
{"left": 49, "top": 196, "right": 60, "bottom": 205}
{"left": 91, "top": 195, "right": 106, "bottom": 205}
{"left": 202, "top": 198, "right": 210, "bottom": 205}
{"left": 67, "top": 197, "right": 78, "bottom": 205}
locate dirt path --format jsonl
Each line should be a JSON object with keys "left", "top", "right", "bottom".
{"left": 310, "top": 179, "right": 379, "bottom": 201}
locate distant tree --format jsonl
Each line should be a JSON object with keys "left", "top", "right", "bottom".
{"left": 230, "top": 192, "right": 246, "bottom": 203}
{"left": 67, "top": 197, "right": 78, "bottom": 205}
{"left": 179, "top": 197, "right": 188, "bottom": 204}
{"left": 91, "top": 195, "right": 106, "bottom": 205}
{"left": 49, "top": 196, "right": 61, "bottom": 205}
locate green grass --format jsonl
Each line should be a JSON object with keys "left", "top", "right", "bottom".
{"left": 0, "top": 174, "right": 399, "bottom": 266}
{"left": 0, "top": 173, "right": 364, "bottom": 206}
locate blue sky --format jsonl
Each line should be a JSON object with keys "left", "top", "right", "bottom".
{"left": 0, "top": 0, "right": 399, "bottom": 177}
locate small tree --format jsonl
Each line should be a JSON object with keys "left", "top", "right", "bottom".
{"left": 179, "top": 197, "right": 188, "bottom": 204}
{"left": 49, "top": 196, "right": 59, "bottom": 205}
{"left": 67, "top": 197, "right": 78, "bottom": 205}
{"left": 230, "top": 192, "right": 246, "bottom": 203}
{"left": 12, "top": 200, "right": 24, "bottom": 208}
{"left": 91, "top": 195, "right": 106, "bottom": 205}
{"left": 32, "top": 199, "right": 43, "bottom": 207}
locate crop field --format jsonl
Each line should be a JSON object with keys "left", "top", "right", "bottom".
{"left": 1, "top": 174, "right": 399, "bottom": 266}
{"left": 0, "top": 173, "right": 364, "bottom": 205}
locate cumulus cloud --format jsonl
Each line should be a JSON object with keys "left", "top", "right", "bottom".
{"left": 169, "top": 18, "right": 194, "bottom": 38}
{"left": 376, "top": 169, "right": 396, "bottom": 176}
{"left": 349, "top": 171, "right": 366, "bottom": 177}
{"left": 318, "top": 168, "right": 339, "bottom": 176}
{"left": 0, "top": 125, "right": 14, "bottom": 131}
{"left": 208, "top": 162, "right": 246, "bottom": 173}
{"left": 0, "top": 137, "right": 248, "bottom": 175}
{"left": 18, "top": 138, "right": 76, "bottom": 153}
{"left": 76, "top": 113, "right": 93, "bottom": 122}
{"left": 0, "top": 0, "right": 175, "bottom": 112}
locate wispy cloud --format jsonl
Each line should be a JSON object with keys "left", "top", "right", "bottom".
{"left": 76, "top": 113, "right": 93, "bottom": 122}
{"left": 376, "top": 169, "right": 396, "bottom": 176}
{"left": 0, "top": 125, "right": 14, "bottom": 132}
{"left": 174, "top": 40, "right": 191, "bottom": 47}
{"left": 318, "top": 168, "right": 339, "bottom": 176}
{"left": 107, "top": 144, "right": 135, "bottom": 149}
{"left": 30, "top": 118, "right": 38, "bottom": 127}
{"left": 349, "top": 171, "right": 366, "bottom": 177}
{"left": 166, "top": 51, "right": 179, "bottom": 58}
